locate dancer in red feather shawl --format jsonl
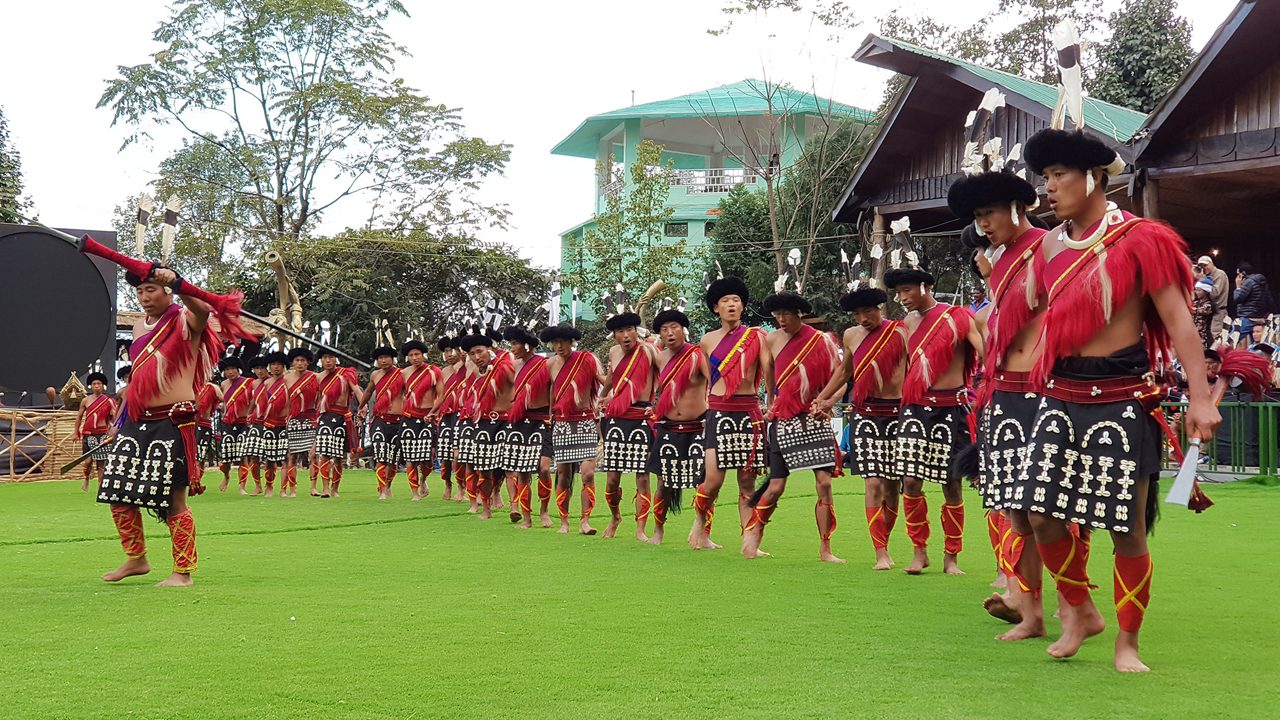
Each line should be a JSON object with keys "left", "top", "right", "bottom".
{"left": 887, "top": 267, "right": 984, "bottom": 576}
{"left": 98, "top": 266, "right": 226, "bottom": 587}
{"left": 431, "top": 336, "right": 467, "bottom": 502}
{"left": 542, "top": 323, "right": 606, "bottom": 535}
{"left": 947, "top": 160, "right": 1051, "bottom": 641}
{"left": 215, "top": 358, "right": 251, "bottom": 492}
{"left": 75, "top": 372, "right": 116, "bottom": 493}
{"left": 359, "top": 347, "right": 405, "bottom": 499}
{"left": 692, "top": 277, "right": 771, "bottom": 550}
{"left": 283, "top": 347, "right": 320, "bottom": 497}
{"left": 400, "top": 340, "right": 442, "bottom": 501}
{"left": 258, "top": 352, "right": 291, "bottom": 497}
{"left": 599, "top": 311, "right": 658, "bottom": 541}
{"left": 812, "top": 287, "right": 907, "bottom": 571}
{"left": 315, "top": 349, "right": 363, "bottom": 498}
{"left": 647, "top": 309, "right": 708, "bottom": 545}
{"left": 195, "top": 378, "right": 222, "bottom": 478}
{"left": 1016, "top": 128, "right": 1219, "bottom": 672}
{"left": 459, "top": 330, "right": 515, "bottom": 520}
{"left": 740, "top": 291, "right": 841, "bottom": 561}
{"left": 502, "top": 326, "right": 554, "bottom": 529}
{"left": 242, "top": 357, "right": 270, "bottom": 495}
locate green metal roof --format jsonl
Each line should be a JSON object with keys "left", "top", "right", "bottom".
{"left": 551, "top": 79, "right": 875, "bottom": 159}
{"left": 879, "top": 38, "right": 1148, "bottom": 143}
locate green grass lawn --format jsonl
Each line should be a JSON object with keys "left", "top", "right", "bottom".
{"left": 0, "top": 471, "right": 1275, "bottom": 719}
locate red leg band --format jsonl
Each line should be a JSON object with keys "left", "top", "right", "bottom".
{"left": 883, "top": 497, "right": 899, "bottom": 535}
{"left": 941, "top": 502, "right": 964, "bottom": 555}
{"left": 1038, "top": 533, "right": 1096, "bottom": 607}
{"left": 653, "top": 495, "right": 668, "bottom": 526}
{"left": 581, "top": 484, "right": 596, "bottom": 520}
{"left": 537, "top": 477, "right": 552, "bottom": 502}
{"left": 744, "top": 502, "right": 776, "bottom": 534}
{"left": 238, "top": 465, "right": 248, "bottom": 489}
{"left": 986, "top": 511, "right": 1003, "bottom": 558}
{"left": 376, "top": 464, "right": 389, "bottom": 492}
{"left": 816, "top": 500, "right": 837, "bottom": 541}
{"left": 605, "top": 488, "right": 622, "bottom": 513}
{"left": 693, "top": 484, "right": 715, "bottom": 535}
{"left": 166, "top": 507, "right": 197, "bottom": 574}
{"left": 1114, "top": 552, "right": 1152, "bottom": 633}
{"left": 635, "top": 492, "right": 652, "bottom": 523}
{"left": 515, "top": 480, "right": 532, "bottom": 513}
{"left": 265, "top": 466, "right": 276, "bottom": 489}
{"left": 556, "top": 488, "right": 570, "bottom": 519}
{"left": 865, "top": 505, "right": 888, "bottom": 550}
{"left": 1006, "top": 529, "right": 1043, "bottom": 599}
{"left": 407, "top": 466, "right": 420, "bottom": 492}
{"left": 903, "top": 494, "right": 929, "bottom": 549}
{"left": 111, "top": 505, "right": 146, "bottom": 559}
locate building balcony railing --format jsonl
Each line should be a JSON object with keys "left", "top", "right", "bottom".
{"left": 600, "top": 178, "right": 624, "bottom": 198}
{"left": 670, "top": 167, "right": 764, "bottom": 194}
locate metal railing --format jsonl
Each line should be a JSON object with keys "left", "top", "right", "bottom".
{"left": 670, "top": 167, "right": 761, "bottom": 194}
{"left": 1160, "top": 400, "right": 1279, "bottom": 477}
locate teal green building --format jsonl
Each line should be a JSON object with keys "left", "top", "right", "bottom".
{"left": 552, "top": 80, "right": 872, "bottom": 319}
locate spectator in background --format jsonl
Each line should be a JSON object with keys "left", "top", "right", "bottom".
{"left": 1250, "top": 343, "right": 1280, "bottom": 392}
{"left": 1193, "top": 279, "right": 1215, "bottom": 349}
{"left": 1233, "top": 261, "right": 1271, "bottom": 338}
{"left": 1196, "top": 255, "right": 1230, "bottom": 339}
{"left": 968, "top": 286, "right": 990, "bottom": 315}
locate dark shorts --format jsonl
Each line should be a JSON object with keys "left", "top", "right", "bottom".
{"left": 314, "top": 412, "right": 348, "bottom": 459}
{"left": 503, "top": 419, "right": 552, "bottom": 473}
{"left": 1012, "top": 389, "right": 1160, "bottom": 533}
{"left": 471, "top": 418, "right": 507, "bottom": 472}
{"left": 648, "top": 420, "right": 706, "bottom": 489}
{"left": 552, "top": 419, "right": 598, "bottom": 465}
{"left": 98, "top": 415, "right": 190, "bottom": 512}
{"left": 895, "top": 402, "right": 972, "bottom": 483}
{"left": 705, "top": 406, "right": 764, "bottom": 471}
{"left": 436, "top": 414, "right": 458, "bottom": 461}
{"left": 220, "top": 423, "right": 248, "bottom": 463}
{"left": 599, "top": 416, "right": 653, "bottom": 473}
{"left": 197, "top": 425, "right": 219, "bottom": 465}
{"left": 846, "top": 399, "right": 900, "bottom": 480}
{"left": 260, "top": 425, "right": 288, "bottom": 464}
{"left": 980, "top": 390, "right": 1038, "bottom": 510}
{"left": 287, "top": 418, "right": 316, "bottom": 455}
{"left": 370, "top": 418, "right": 402, "bottom": 466}
{"left": 243, "top": 424, "right": 264, "bottom": 459}
{"left": 455, "top": 420, "right": 478, "bottom": 465}
{"left": 767, "top": 415, "right": 836, "bottom": 479}
{"left": 83, "top": 434, "right": 112, "bottom": 462}
{"left": 400, "top": 416, "right": 435, "bottom": 464}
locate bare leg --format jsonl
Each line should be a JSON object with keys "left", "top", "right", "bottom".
{"left": 538, "top": 457, "right": 554, "bottom": 528}
{"left": 736, "top": 467, "right": 758, "bottom": 531}
{"left": 815, "top": 471, "right": 845, "bottom": 564}
{"left": 579, "top": 460, "right": 598, "bottom": 536}
{"left": 103, "top": 503, "right": 150, "bottom": 582}
{"left": 155, "top": 490, "right": 194, "bottom": 587}
{"left": 740, "top": 477, "right": 782, "bottom": 559}
{"left": 603, "top": 470, "right": 623, "bottom": 539}
{"left": 690, "top": 448, "right": 725, "bottom": 550}
{"left": 902, "top": 476, "right": 930, "bottom": 574}
{"left": 1111, "top": 479, "right": 1151, "bottom": 673}
{"left": 1031, "top": 514, "right": 1105, "bottom": 659}
{"left": 555, "top": 464, "right": 573, "bottom": 534}
{"left": 633, "top": 472, "right": 651, "bottom": 542}
{"left": 997, "top": 510, "right": 1046, "bottom": 641}
{"left": 865, "top": 475, "right": 893, "bottom": 570}
{"left": 941, "top": 479, "right": 965, "bottom": 575}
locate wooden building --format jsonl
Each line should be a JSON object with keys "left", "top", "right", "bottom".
{"left": 831, "top": 36, "right": 1146, "bottom": 232}
{"left": 1131, "top": 0, "right": 1280, "bottom": 282}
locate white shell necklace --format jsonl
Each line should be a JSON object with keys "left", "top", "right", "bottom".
{"left": 1060, "top": 202, "right": 1122, "bottom": 250}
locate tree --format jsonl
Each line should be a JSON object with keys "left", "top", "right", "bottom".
{"left": 0, "top": 105, "right": 31, "bottom": 223}
{"left": 98, "top": 0, "right": 510, "bottom": 248}
{"left": 562, "top": 140, "right": 704, "bottom": 323}
{"left": 709, "top": 0, "right": 859, "bottom": 36}
{"left": 1091, "top": 0, "right": 1193, "bottom": 113}
{"left": 225, "top": 229, "right": 553, "bottom": 356}
{"left": 985, "top": 0, "right": 1104, "bottom": 83}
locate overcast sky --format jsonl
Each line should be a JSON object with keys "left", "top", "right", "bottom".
{"left": 1, "top": 0, "right": 1232, "bottom": 269}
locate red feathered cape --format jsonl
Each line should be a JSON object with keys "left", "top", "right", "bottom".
{"left": 552, "top": 350, "right": 601, "bottom": 417}
{"left": 771, "top": 324, "right": 836, "bottom": 420}
{"left": 372, "top": 367, "right": 406, "bottom": 416}
{"left": 125, "top": 303, "right": 221, "bottom": 421}
{"left": 849, "top": 320, "right": 907, "bottom": 406}
{"left": 902, "top": 303, "right": 975, "bottom": 405}
{"left": 606, "top": 344, "right": 654, "bottom": 417}
{"left": 1034, "top": 212, "right": 1193, "bottom": 384}
{"left": 653, "top": 343, "right": 704, "bottom": 421}
{"left": 507, "top": 354, "right": 550, "bottom": 422}
{"left": 709, "top": 325, "right": 763, "bottom": 396}
{"left": 979, "top": 227, "right": 1047, "bottom": 407}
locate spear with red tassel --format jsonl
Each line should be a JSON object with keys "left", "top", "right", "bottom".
{"left": 1166, "top": 347, "right": 1272, "bottom": 510}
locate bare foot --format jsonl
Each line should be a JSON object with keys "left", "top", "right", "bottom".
{"left": 1047, "top": 601, "right": 1106, "bottom": 659}
{"left": 647, "top": 527, "right": 664, "bottom": 545}
{"left": 983, "top": 593, "right": 1022, "bottom": 624}
{"left": 872, "top": 549, "right": 895, "bottom": 571}
{"left": 517, "top": 517, "right": 532, "bottom": 529}
{"left": 81, "top": 478, "right": 90, "bottom": 492}
{"left": 558, "top": 520, "right": 570, "bottom": 535}
{"left": 265, "top": 488, "right": 274, "bottom": 498}
{"left": 443, "top": 489, "right": 454, "bottom": 501}
{"left": 943, "top": 553, "right": 965, "bottom": 575}
{"left": 820, "top": 550, "right": 847, "bottom": 564}
{"left": 695, "top": 535, "right": 723, "bottom": 550}
{"left": 240, "top": 487, "right": 248, "bottom": 496}
{"left": 603, "top": 515, "right": 621, "bottom": 539}
{"left": 905, "top": 548, "right": 930, "bottom": 575}
{"left": 741, "top": 530, "right": 763, "bottom": 559}
{"left": 635, "top": 527, "right": 649, "bottom": 542}
{"left": 991, "top": 572, "right": 1008, "bottom": 590}
{"left": 479, "top": 505, "right": 492, "bottom": 520}
{"left": 1114, "top": 631, "right": 1150, "bottom": 672}
{"left": 411, "top": 494, "right": 421, "bottom": 502}
{"left": 540, "top": 512, "right": 553, "bottom": 529}
{"left": 330, "top": 490, "right": 340, "bottom": 499}
{"left": 467, "top": 502, "right": 478, "bottom": 513}
{"left": 579, "top": 520, "right": 598, "bottom": 536}
{"left": 997, "top": 616, "right": 1046, "bottom": 641}
{"left": 218, "top": 479, "right": 229, "bottom": 492}
{"left": 102, "top": 557, "right": 150, "bottom": 582}
{"left": 155, "top": 572, "right": 193, "bottom": 587}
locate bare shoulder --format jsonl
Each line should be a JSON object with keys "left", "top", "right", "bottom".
{"left": 700, "top": 328, "right": 723, "bottom": 350}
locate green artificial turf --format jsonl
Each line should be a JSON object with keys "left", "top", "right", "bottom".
{"left": 0, "top": 472, "right": 1275, "bottom": 719}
